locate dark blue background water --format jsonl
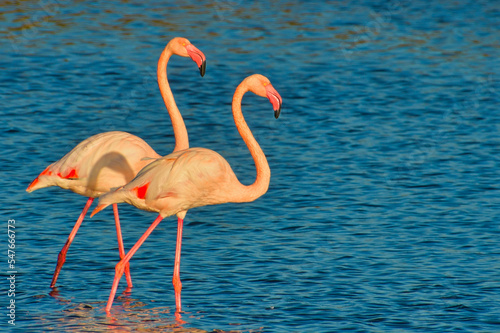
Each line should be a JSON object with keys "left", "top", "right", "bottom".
{"left": 2, "top": 1, "right": 499, "bottom": 332}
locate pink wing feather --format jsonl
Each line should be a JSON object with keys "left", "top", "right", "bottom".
{"left": 27, "top": 131, "right": 161, "bottom": 197}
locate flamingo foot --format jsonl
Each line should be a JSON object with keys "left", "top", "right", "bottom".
{"left": 124, "top": 263, "right": 133, "bottom": 288}
{"left": 50, "top": 250, "right": 67, "bottom": 288}
{"left": 105, "top": 214, "right": 164, "bottom": 312}
{"left": 175, "top": 311, "right": 187, "bottom": 324}
{"left": 105, "top": 261, "right": 127, "bottom": 312}
{"left": 50, "top": 197, "right": 94, "bottom": 288}
{"left": 173, "top": 276, "right": 182, "bottom": 313}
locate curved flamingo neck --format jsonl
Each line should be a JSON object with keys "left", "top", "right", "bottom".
{"left": 230, "top": 83, "right": 271, "bottom": 203}
{"left": 157, "top": 47, "right": 189, "bottom": 152}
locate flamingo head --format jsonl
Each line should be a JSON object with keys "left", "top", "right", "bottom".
{"left": 168, "top": 37, "right": 206, "bottom": 77}
{"left": 245, "top": 74, "right": 282, "bottom": 119}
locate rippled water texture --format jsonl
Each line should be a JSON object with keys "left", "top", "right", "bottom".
{"left": 2, "top": 0, "right": 500, "bottom": 332}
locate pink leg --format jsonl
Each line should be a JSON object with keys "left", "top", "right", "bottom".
{"left": 173, "top": 217, "right": 184, "bottom": 313}
{"left": 106, "top": 214, "right": 164, "bottom": 312}
{"left": 50, "top": 197, "right": 94, "bottom": 288}
{"left": 112, "top": 204, "right": 133, "bottom": 288}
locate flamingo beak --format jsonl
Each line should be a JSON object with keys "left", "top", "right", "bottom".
{"left": 199, "top": 60, "right": 206, "bottom": 77}
{"left": 185, "top": 44, "right": 206, "bottom": 77}
{"left": 265, "top": 84, "right": 282, "bottom": 119}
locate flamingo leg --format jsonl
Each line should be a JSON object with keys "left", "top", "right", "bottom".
{"left": 50, "top": 197, "right": 94, "bottom": 288}
{"left": 112, "top": 204, "right": 133, "bottom": 288}
{"left": 106, "top": 214, "right": 164, "bottom": 312}
{"left": 173, "top": 217, "right": 184, "bottom": 312}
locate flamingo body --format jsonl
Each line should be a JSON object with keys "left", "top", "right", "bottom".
{"left": 93, "top": 147, "right": 239, "bottom": 218}
{"left": 27, "top": 131, "right": 161, "bottom": 197}
{"left": 91, "top": 74, "right": 283, "bottom": 313}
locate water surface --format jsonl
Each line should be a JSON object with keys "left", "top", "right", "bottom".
{"left": 2, "top": 1, "right": 499, "bottom": 332}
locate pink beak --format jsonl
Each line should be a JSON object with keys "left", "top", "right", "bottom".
{"left": 265, "top": 84, "right": 282, "bottom": 118}
{"left": 185, "top": 44, "right": 206, "bottom": 77}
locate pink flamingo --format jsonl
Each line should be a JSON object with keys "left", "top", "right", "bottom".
{"left": 91, "top": 74, "right": 282, "bottom": 313}
{"left": 26, "top": 37, "right": 206, "bottom": 289}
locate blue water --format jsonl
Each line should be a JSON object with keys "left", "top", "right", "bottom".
{"left": 2, "top": 1, "right": 500, "bottom": 332}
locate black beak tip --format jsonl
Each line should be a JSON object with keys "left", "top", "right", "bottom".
{"left": 274, "top": 108, "right": 281, "bottom": 119}
{"left": 199, "top": 60, "right": 206, "bottom": 77}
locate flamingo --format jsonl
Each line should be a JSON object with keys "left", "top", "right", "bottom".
{"left": 90, "top": 74, "right": 282, "bottom": 313}
{"left": 26, "top": 37, "right": 206, "bottom": 289}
